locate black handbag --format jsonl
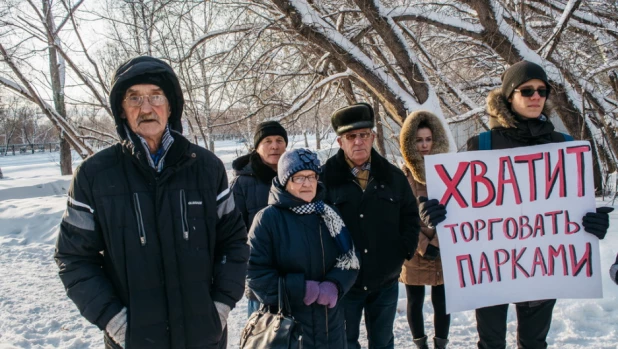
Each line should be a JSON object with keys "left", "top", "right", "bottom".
{"left": 240, "top": 277, "right": 303, "bottom": 349}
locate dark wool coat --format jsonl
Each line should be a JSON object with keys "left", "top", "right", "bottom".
{"left": 399, "top": 111, "right": 451, "bottom": 286}
{"left": 467, "top": 88, "right": 570, "bottom": 307}
{"left": 55, "top": 57, "right": 249, "bottom": 349}
{"left": 248, "top": 182, "right": 359, "bottom": 349}
{"left": 322, "top": 148, "right": 420, "bottom": 292}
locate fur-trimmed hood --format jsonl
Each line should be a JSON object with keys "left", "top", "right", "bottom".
{"left": 486, "top": 88, "right": 554, "bottom": 129}
{"left": 400, "top": 110, "right": 450, "bottom": 185}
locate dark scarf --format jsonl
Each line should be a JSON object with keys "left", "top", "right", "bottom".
{"left": 504, "top": 113, "right": 556, "bottom": 144}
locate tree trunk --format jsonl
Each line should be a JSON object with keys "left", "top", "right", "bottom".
{"left": 314, "top": 113, "right": 321, "bottom": 150}
{"left": 60, "top": 135, "right": 72, "bottom": 175}
{"left": 303, "top": 130, "right": 309, "bottom": 148}
{"left": 373, "top": 98, "right": 386, "bottom": 156}
{"left": 44, "top": 0, "right": 72, "bottom": 175}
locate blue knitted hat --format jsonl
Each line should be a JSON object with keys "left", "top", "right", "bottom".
{"left": 277, "top": 148, "right": 321, "bottom": 186}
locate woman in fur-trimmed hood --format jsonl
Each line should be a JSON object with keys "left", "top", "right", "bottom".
{"left": 399, "top": 110, "right": 451, "bottom": 349}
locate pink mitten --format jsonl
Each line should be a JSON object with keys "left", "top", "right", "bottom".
{"left": 303, "top": 280, "right": 320, "bottom": 305}
{"left": 316, "top": 281, "right": 338, "bottom": 308}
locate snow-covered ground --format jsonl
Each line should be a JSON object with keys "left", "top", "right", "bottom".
{"left": 0, "top": 138, "right": 617, "bottom": 349}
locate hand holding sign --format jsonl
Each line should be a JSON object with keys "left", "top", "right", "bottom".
{"left": 424, "top": 141, "right": 602, "bottom": 313}
{"left": 582, "top": 207, "right": 614, "bottom": 240}
{"left": 610, "top": 253, "right": 618, "bottom": 285}
{"left": 419, "top": 196, "right": 447, "bottom": 228}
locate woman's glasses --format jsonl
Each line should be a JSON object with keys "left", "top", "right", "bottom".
{"left": 290, "top": 175, "right": 318, "bottom": 184}
{"left": 514, "top": 88, "right": 548, "bottom": 98}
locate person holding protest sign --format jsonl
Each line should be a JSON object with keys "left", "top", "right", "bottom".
{"left": 322, "top": 103, "right": 420, "bottom": 349}
{"left": 447, "top": 60, "right": 613, "bottom": 349}
{"left": 399, "top": 110, "right": 452, "bottom": 349}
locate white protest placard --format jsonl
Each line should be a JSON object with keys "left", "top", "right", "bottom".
{"left": 424, "top": 141, "right": 600, "bottom": 314}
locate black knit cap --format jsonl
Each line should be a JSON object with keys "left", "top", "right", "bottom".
{"left": 331, "top": 102, "right": 375, "bottom": 135}
{"left": 253, "top": 121, "right": 288, "bottom": 149}
{"left": 501, "top": 61, "right": 551, "bottom": 99}
{"left": 109, "top": 56, "right": 184, "bottom": 140}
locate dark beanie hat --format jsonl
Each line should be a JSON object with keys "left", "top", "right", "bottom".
{"left": 501, "top": 61, "right": 551, "bottom": 99}
{"left": 331, "top": 103, "right": 375, "bottom": 135}
{"left": 277, "top": 148, "right": 321, "bottom": 187}
{"left": 109, "top": 56, "right": 184, "bottom": 140}
{"left": 253, "top": 121, "right": 288, "bottom": 149}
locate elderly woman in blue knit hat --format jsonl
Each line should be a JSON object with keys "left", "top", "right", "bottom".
{"left": 247, "top": 148, "right": 360, "bottom": 349}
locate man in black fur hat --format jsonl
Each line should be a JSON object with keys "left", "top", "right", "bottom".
{"left": 55, "top": 56, "right": 249, "bottom": 349}
{"left": 230, "top": 120, "right": 288, "bottom": 317}
{"left": 322, "top": 102, "right": 420, "bottom": 349}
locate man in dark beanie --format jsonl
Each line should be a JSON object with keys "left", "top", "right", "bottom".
{"left": 416, "top": 60, "right": 614, "bottom": 349}
{"left": 55, "top": 56, "right": 249, "bottom": 349}
{"left": 500, "top": 60, "right": 551, "bottom": 100}
{"left": 230, "top": 120, "right": 287, "bottom": 317}
{"left": 321, "top": 102, "right": 420, "bottom": 349}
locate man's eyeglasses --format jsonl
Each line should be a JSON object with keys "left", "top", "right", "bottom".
{"left": 343, "top": 132, "right": 372, "bottom": 141}
{"left": 123, "top": 95, "right": 168, "bottom": 107}
{"left": 514, "top": 88, "right": 548, "bottom": 98}
{"left": 290, "top": 175, "right": 318, "bottom": 184}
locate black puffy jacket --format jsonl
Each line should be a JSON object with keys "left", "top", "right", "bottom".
{"left": 247, "top": 181, "right": 359, "bottom": 349}
{"left": 322, "top": 148, "right": 420, "bottom": 292}
{"left": 230, "top": 152, "right": 277, "bottom": 229}
{"left": 55, "top": 56, "right": 248, "bottom": 349}
{"left": 230, "top": 152, "right": 277, "bottom": 301}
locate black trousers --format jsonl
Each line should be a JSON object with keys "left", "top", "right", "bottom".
{"left": 405, "top": 284, "right": 450, "bottom": 339}
{"left": 476, "top": 300, "right": 556, "bottom": 349}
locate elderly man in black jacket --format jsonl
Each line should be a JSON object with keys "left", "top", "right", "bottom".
{"left": 322, "top": 103, "right": 420, "bottom": 349}
{"left": 54, "top": 56, "right": 249, "bottom": 349}
{"left": 230, "top": 120, "right": 287, "bottom": 317}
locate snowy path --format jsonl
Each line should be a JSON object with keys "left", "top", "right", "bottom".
{"left": 1, "top": 148, "right": 617, "bottom": 348}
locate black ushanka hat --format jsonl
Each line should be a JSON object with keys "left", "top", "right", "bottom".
{"left": 331, "top": 103, "right": 375, "bottom": 135}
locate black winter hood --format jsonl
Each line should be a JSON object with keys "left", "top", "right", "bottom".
{"left": 109, "top": 56, "right": 184, "bottom": 140}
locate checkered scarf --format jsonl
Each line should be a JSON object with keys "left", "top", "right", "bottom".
{"left": 291, "top": 201, "right": 360, "bottom": 270}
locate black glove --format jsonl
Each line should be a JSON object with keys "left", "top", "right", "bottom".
{"left": 423, "top": 244, "right": 440, "bottom": 261}
{"left": 610, "top": 253, "right": 618, "bottom": 285}
{"left": 582, "top": 207, "right": 614, "bottom": 240}
{"left": 418, "top": 196, "right": 447, "bottom": 228}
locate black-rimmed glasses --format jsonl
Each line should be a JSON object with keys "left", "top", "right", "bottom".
{"left": 290, "top": 175, "right": 318, "bottom": 184}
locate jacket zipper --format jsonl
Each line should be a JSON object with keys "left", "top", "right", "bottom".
{"left": 133, "top": 193, "right": 147, "bottom": 246}
{"left": 352, "top": 177, "right": 373, "bottom": 192}
{"left": 318, "top": 224, "right": 329, "bottom": 343}
{"left": 180, "top": 189, "right": 189, "bottom": 240}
